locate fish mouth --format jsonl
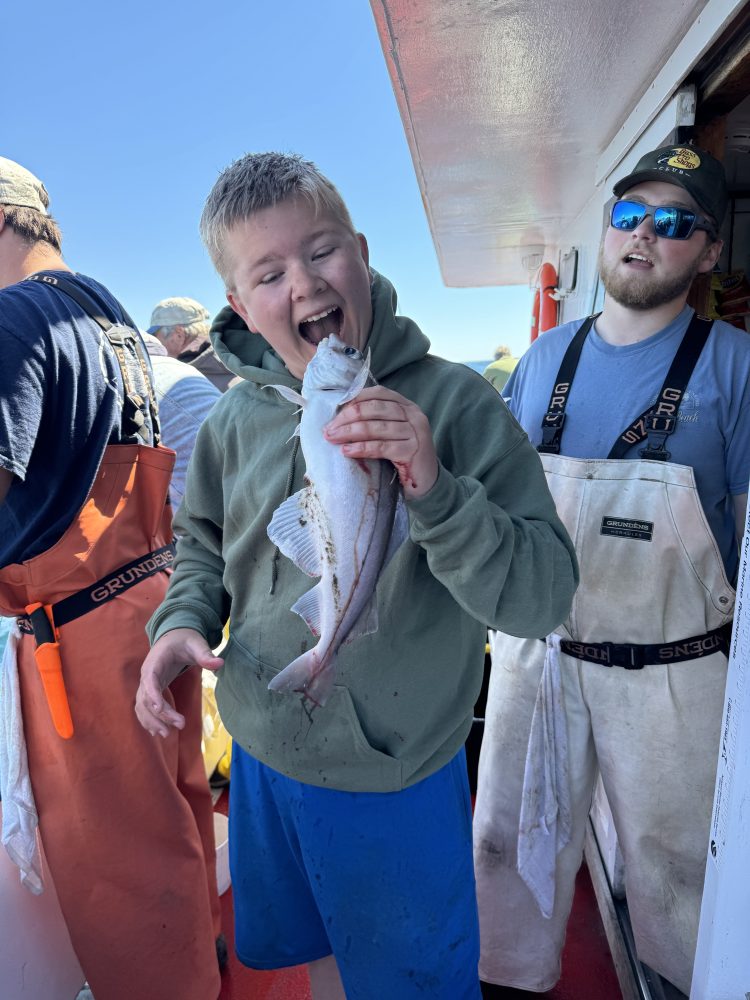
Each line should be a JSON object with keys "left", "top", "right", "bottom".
{"left": 299, "top": 306, "right": 343, "bottom": 345}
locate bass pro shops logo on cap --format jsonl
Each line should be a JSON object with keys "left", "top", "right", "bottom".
{"left": 656, "top": 147, "right": 701, "bottom": 173}
{"left": 613, "top": 142, "right": 728, "bottom": 227}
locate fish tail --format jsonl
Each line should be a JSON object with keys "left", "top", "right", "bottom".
{"left": 267, "top": 650, "right": 336, "bottom": 708}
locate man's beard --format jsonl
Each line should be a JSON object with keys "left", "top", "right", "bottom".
{"left": 598, "top": 245, "right": 704, "bottom": 311}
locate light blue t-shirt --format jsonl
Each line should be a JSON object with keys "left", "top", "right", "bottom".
{"left": 504, "top": 307, "right": 750, "bottom": 579}
{"left": 146, "top": 352, "right": 222, "bottom": 510}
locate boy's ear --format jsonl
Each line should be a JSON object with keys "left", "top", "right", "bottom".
{"left": 357, "top": 233, "right": 369, "bottom": 269}
{"left": 226, "top": 290, "right": 258, "bottom": 333}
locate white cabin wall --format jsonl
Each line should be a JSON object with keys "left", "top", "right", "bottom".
{"left": 554, "top": 194, "right": 607, "bottom": 325}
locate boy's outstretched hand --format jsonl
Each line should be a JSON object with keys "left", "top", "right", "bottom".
{"left": 136, "top": 628, "right": 224, "bottom": 737}
{"left": 324, "top": 386, "right": 439, "bottom": 499}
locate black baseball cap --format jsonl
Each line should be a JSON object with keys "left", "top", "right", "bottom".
{"left": 613, "top": 145, "right": 728, "bottom": 229}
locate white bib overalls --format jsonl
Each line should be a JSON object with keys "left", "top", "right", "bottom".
{"left": 473, "top": 316, "right": 733, "bottom": 995}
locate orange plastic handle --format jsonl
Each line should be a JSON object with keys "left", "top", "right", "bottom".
{"left": 25, "top": 602, "right": 74, "bottom": 740}
{"left": 34, "top": 641, "right": 74, "bottom": 739}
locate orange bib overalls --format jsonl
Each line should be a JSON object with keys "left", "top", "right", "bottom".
{"left": 0, "top": 275, "right": 220, "bottom": 1000}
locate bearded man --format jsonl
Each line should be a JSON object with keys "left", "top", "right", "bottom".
{"left": 473, "top": 144, "right": 750, "bottom": 997}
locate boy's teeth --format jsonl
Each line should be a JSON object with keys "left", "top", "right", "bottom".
{"left": 299, "top": 306, "right": 343, "bottom": 344}
{"left": 302, "top": 307, "right": 337, "bottom": 324}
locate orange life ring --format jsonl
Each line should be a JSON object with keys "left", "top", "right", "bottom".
{"left": 539, "top": 262, "right": 558, "bottom": 334}
{"left": 530, "top": 288, "right": 541, "bottom": 342}
{"left": 530, "top": 263, "right": 559, "bottom": 342}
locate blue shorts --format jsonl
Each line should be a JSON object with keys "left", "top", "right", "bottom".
{"left": 229, "top": 745, "right": 481, "bottom": 999}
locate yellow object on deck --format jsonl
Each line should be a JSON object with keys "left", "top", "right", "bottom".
{"left": 201, "top": 670, "right": 231, "bottom": 780}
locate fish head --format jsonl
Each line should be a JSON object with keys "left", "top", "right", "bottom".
{"left": 303, "top": 334, "right": 371, "bottom": 393}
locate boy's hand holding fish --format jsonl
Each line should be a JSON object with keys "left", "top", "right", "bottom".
{"left": 324, "top": 384, "right": 439, "bottom": 499}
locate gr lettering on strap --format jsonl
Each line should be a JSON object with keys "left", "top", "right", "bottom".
{"left": 91, "top": 547, "right": 175, "bottom": 603}
{"left": 17, "top": 543, "right": 176, "bottom": 634}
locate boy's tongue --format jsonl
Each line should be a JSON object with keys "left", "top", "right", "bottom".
{"left": 301, "top": 308, "right": 342, "bottom": 344}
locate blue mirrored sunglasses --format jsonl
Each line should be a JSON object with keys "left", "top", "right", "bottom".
{"left": 610, "top": 199, "right": 717, "bottom": 241}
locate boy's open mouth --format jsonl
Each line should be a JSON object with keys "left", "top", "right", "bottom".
{"left": 299, "top": 306, "right": 343, "bottom": 345}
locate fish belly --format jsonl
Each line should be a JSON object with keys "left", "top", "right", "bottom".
{"left": 268, "top": 455, "right": 395, "bottom": 706}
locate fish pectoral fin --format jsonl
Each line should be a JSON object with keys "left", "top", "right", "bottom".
{"left": 266, "top": 384, "right": 306, "bottom": 408}
{"left": 338, "top": 357, "right": 373, "bottom": 406}
{"left": 267, "top": 489, "right": 323, "bottom": 577}
{"left": 345, "top": 593, "right": 379, "bottom": 642}
{"left": 290, "top": 585, "right": 324, "bottom": 636}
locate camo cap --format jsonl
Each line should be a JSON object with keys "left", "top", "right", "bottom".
{"left": 148, "top": 296, "right": 210, "bottom": 332}
{"left": 0, "top": 157, "right": 49, "bottom": 214}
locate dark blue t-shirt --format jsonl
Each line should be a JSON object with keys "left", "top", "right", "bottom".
{"left": 0, "top": 271, "right": 129, "bottom": 565}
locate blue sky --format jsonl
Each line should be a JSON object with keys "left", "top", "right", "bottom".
{"left": 5, "top": 0, "right": 532, "bottom": 364}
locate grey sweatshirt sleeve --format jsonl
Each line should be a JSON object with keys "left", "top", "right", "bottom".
{"left": 405, "top": 375, "right": 578, "bottom": 637}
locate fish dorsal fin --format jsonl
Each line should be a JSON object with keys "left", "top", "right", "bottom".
{"left": 266, "top": 384, "right": 306, "bottom": 408}
{"left": 338, "top": 356, "right": 372, "bottom": 407}
{"left": 267, "top": 488, "right": 323, "bottom": 577}
{"left": 290, "top": 584, "right": 324, "bottom": 636}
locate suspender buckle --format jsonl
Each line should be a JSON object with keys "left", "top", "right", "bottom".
{"left": 639, "top": 441, "right": 672, "bottom": 460}
{"left": 644, "top": 414, "right": 676, "bottom": 434}
{"left": 104, "top": 328, "right": 131, "bottom": 346}
{"left": 601, "top": 642, "right": 645, "bottom": 669}
{"left": 538, "top": 412, "right": 566, "bottom": 454}
{"left": 638, "top": 413, "right": 675, "bottom": 461}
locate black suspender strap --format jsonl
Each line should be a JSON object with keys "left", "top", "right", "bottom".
{"left": 537, "top": 312, "right": 714, "bottom": 460}
{"left": 26, "top": 272, "right": 161, "bottom": 444}
{"left": 607, "top": 314, "right": 714, "bottom": 460}
{"left": 537, "top": 315, "right": 597, "bottom": 455}
{"left": 17, "top": 543, "right": 177, "bottom": 635}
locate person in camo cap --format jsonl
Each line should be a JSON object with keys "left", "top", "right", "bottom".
{"left": 0, "top": 155, "right": 223, "bottom": 1000}
{"left": 149, "top": 295, "right": 235, "bottom": 391}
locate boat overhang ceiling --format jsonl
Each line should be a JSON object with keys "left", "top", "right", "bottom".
{"left": 370, "top": 0, "right": 742, "bottom": 286}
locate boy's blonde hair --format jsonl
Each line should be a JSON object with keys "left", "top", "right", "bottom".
{"left": 200, "top": 152, "right": 356, "bottom": 287}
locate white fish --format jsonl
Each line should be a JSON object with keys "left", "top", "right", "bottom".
{"left": 267, "top": 334, "right": 408, "bottom": 707}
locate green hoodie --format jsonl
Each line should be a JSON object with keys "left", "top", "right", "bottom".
{"left": 147, "top": 272, "right": 578, "bottom": 792}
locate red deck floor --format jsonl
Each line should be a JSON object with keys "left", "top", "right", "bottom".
{"left": 214, "top": 790, "right": 622, "bottom": 1000}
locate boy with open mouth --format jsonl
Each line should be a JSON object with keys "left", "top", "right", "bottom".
{"left": 135, "top": 151, "right": 578, "bottom": 1000}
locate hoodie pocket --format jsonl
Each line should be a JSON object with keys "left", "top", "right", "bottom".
{"left": 216, "top": 635, "right": 404, "bottom": 793}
